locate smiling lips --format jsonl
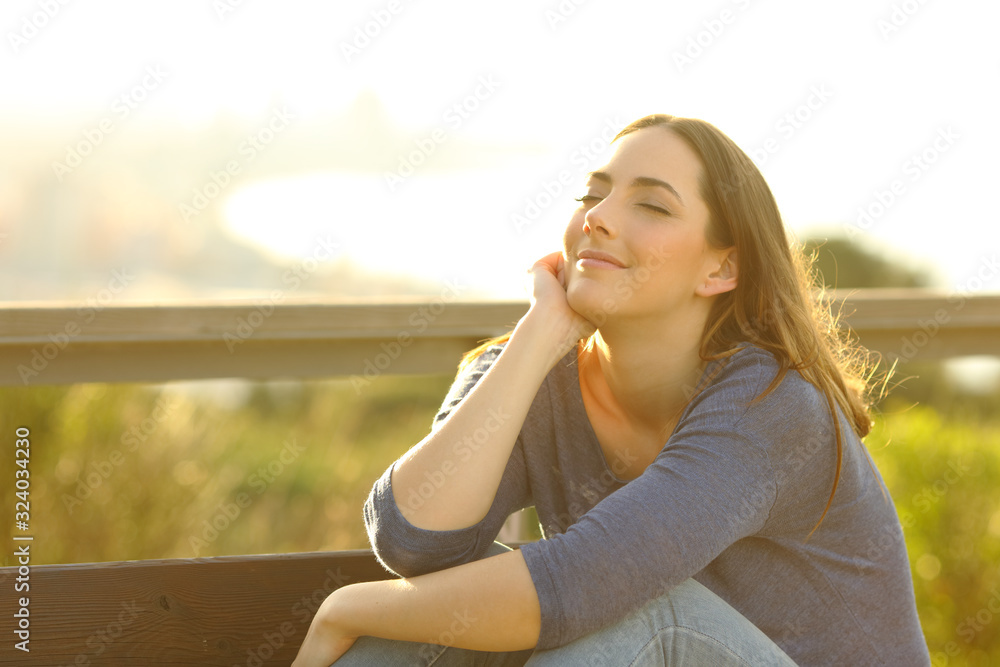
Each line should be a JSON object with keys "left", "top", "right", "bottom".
{"left": 576, "top": 248, "right": 627, "bottom": 270}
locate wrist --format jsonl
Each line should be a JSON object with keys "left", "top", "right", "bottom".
{"left": 510, "top": 311, "right": 570, "bottom": 371}
{"left": 518, "top": 305, "right": 587, "bottom": 363}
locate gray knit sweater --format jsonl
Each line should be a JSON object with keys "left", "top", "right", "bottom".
{"left": 364, "top": 343, "right": 930, "bottom": 665}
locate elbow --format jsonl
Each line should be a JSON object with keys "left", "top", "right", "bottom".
{"left": 363, "top": 490, "right": 433, "bottom": 578}
{"left": 370, "top": 541, "right": 434, "bottom": 579}
{"left": 366, "top": 526, "right": 440, "bottom": 579}
{"left": 362, "top": 463, "right": 484, "bottom": 578}
{"left": 364, "top": 496, "right": 487, "bottom": 579}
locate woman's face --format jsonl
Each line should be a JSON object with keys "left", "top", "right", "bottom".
{"left": 562, "top": 126, "right": 733, "bottom": 326}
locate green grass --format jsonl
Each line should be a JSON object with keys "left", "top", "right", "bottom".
{"left": 3, "top": 378, "right": 999, "bottom": 663}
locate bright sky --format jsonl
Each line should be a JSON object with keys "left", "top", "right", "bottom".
{"left": 3, "top": 0, "right": 998, "bottom": 299}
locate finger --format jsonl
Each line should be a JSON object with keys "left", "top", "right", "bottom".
{"left": 537, "top": 250, "right": 562, "bottom": 268}
{"left": 530, "top": 256, "right": 557, "bottom": 277}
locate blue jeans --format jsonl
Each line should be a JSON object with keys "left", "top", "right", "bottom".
{"left": 333, "top": 543, "right": 798, "bottom": 666}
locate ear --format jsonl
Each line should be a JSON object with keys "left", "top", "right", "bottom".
{"left": 696, "top": 248, "right": 738, "bottom": 297}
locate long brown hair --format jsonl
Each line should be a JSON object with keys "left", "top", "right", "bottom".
{"left": 459, "top": 114, "right": 884, "bottom": 535}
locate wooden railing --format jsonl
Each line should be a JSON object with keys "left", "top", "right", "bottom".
{"left": 2, "top": 290, "right": 999, "bottom": 386}
{"left": 1, "top": 291, "right": 998, "bottom": 664}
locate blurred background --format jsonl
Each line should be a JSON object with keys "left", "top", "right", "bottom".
{"left": 2, "top": 0, "right": 999, "bottom": 663}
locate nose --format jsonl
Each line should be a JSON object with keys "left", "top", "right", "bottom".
{"left": 583, "top": 199, "right": 617, "bottom": 239}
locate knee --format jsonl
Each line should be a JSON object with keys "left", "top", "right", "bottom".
{"left": 637, "top": 578, "right": 742, "bottom": 632}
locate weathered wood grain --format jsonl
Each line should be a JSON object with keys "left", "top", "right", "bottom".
{"left": 0, "top": 550, "right": 394, "bottom": 665}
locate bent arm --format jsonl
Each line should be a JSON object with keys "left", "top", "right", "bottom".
{"left": 390, "top": 308, "right": 571, "bottom": 531}
{"left": 294, "top": 548, "right": 540, "bottom": 665}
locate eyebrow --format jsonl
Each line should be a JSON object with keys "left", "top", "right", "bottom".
{"left": 587, "top": 171, "right": 685, "bottom": 207}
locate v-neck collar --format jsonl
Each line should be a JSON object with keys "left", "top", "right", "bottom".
{"left": 558, "top": 342, "right": 726, "bottom": 483}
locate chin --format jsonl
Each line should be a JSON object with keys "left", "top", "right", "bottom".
{"left": 566, "top": 279, "right": 617, "bottom": 325}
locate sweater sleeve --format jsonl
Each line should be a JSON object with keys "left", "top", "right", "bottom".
{"left": 363, "top": 344, "right": 532, "bottom": 578}
{"left": 519, "top": 351, "right": 783, "bottom": 649}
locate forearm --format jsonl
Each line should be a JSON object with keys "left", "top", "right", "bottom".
{"left": 391, "top": 309, "right": 569, "bottom": 531}
{"left": 327, "top": 548, "right": 541, "bottom": 653}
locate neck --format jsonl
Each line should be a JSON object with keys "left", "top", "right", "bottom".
{"left": 580, "top": 310, "right": 709, "bottom": 436}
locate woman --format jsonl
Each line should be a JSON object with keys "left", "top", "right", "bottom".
{"left": 293, "top": 114, "right": 930, "bottom": 665}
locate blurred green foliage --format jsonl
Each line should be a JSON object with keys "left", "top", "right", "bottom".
{"left": 1, "top": 375, "right": 451, "bottom": 563}
{"left": 2, "top": 377, "right": 999, "bottom": 663}
{"left": 802, "top": 236, "right": 936, "bottom": 290}
{"left": 869, "top": 399, "right": 1000, "bottom": 666}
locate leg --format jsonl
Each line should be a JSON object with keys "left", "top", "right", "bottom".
{"left": 333, "top": 543, "right": 534, "bottom": 667}
{"left": 525, "top": 578, "right": 797, "bottom": 667}
{"left": 333, "top": 635, "right": 533, "bottom": 667}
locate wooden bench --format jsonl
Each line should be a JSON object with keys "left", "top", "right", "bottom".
{"left": 0, "top": 550, "right": 394, "bottom": 665}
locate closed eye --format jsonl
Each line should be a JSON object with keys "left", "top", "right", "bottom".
{"left": 640, "top": 203, "right": 672, "bottom": 216}
{"left": 575, "top": 195, "right": 671, "bottom": 216}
